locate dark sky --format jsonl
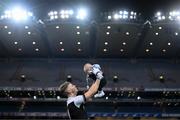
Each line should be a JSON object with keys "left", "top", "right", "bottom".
{"left": 1, "top": 0, "right": 180, "bottom": 19}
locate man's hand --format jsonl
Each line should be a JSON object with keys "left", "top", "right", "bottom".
{"left": 92, "top": 65, "right": 104, "bottom": 80}
{"left": 96, "top": 72, "right": 104, "bottom": 80}
{"left": 92, "top": 67, "right": 101, "bottom": 75}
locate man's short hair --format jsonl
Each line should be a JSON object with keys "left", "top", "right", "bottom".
{"left": 83, "top": 63, "right": 92, "bottom": 73}
{"left": 59, "top": 81, "right": 71, "bottom": 97}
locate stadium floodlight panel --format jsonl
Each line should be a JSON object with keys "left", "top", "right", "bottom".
{"left": 130, "top": 11, "right": 134, "bottom": 15}
{"left": 48, "top": 9, "right": 74, "bottom": 20}
{"left": 123, "top": 11, "right": 128, "bottom": 15}
{"left": 162, "top": 16, "right": 166, "bottom": 20}
{"left": 69, "top": 10, "right": 74, "bottom": 15}
{"left": 113, "top": 14, "right": 119, "bottom": 20}
{"left": 123, "top": 15, "right": 128, "bottom": 19}
{"left": 154, "top": 10, "right": 180, "bottom": 21}
{"left": 60, "top": 9, "right": 74, "bottom": 15}
{"left": 158, "top": 16, "right": 162, "bottom": 20}
{"left": 119, "top": 11, "right": 123, "bottom": 14}
{"left": 1, "top": 6, "right": 33, "bottom": 21}
{"left": 60, "top": 10, "right": 65, "bottom": 14}
{"left": 171, "top": 11, "right": 180, "bottom": 16}
{"left": 156, "top": 12, "right": 161, "bottom": 16}
{"left": 169, "top": 11, "right": 180, "bottom": 20}
{"left": 76, "top": 8, "right": 88, "bottom": 20}
{"left": 108, "top": 15, "right": 112, "bottom": 19}
{"left": 110, "top": 10, "right": 137, "bottom": 20}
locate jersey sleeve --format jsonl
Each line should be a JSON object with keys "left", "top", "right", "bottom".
{"left": 73, "top": 95, "right": 86, "bottom": 108}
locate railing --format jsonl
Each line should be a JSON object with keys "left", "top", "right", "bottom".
{"left": 0, "top": 112, "right": 180, "bottom": 118}
{"left": 0, "top": 87, "right": 180, "bottom": 91}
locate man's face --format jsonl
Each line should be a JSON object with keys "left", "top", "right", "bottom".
{"left": 66, "top": 83, "right": 78, "bottom": 95}
{"left": 84, "top": 63, "right": 93, "bottom": 74}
